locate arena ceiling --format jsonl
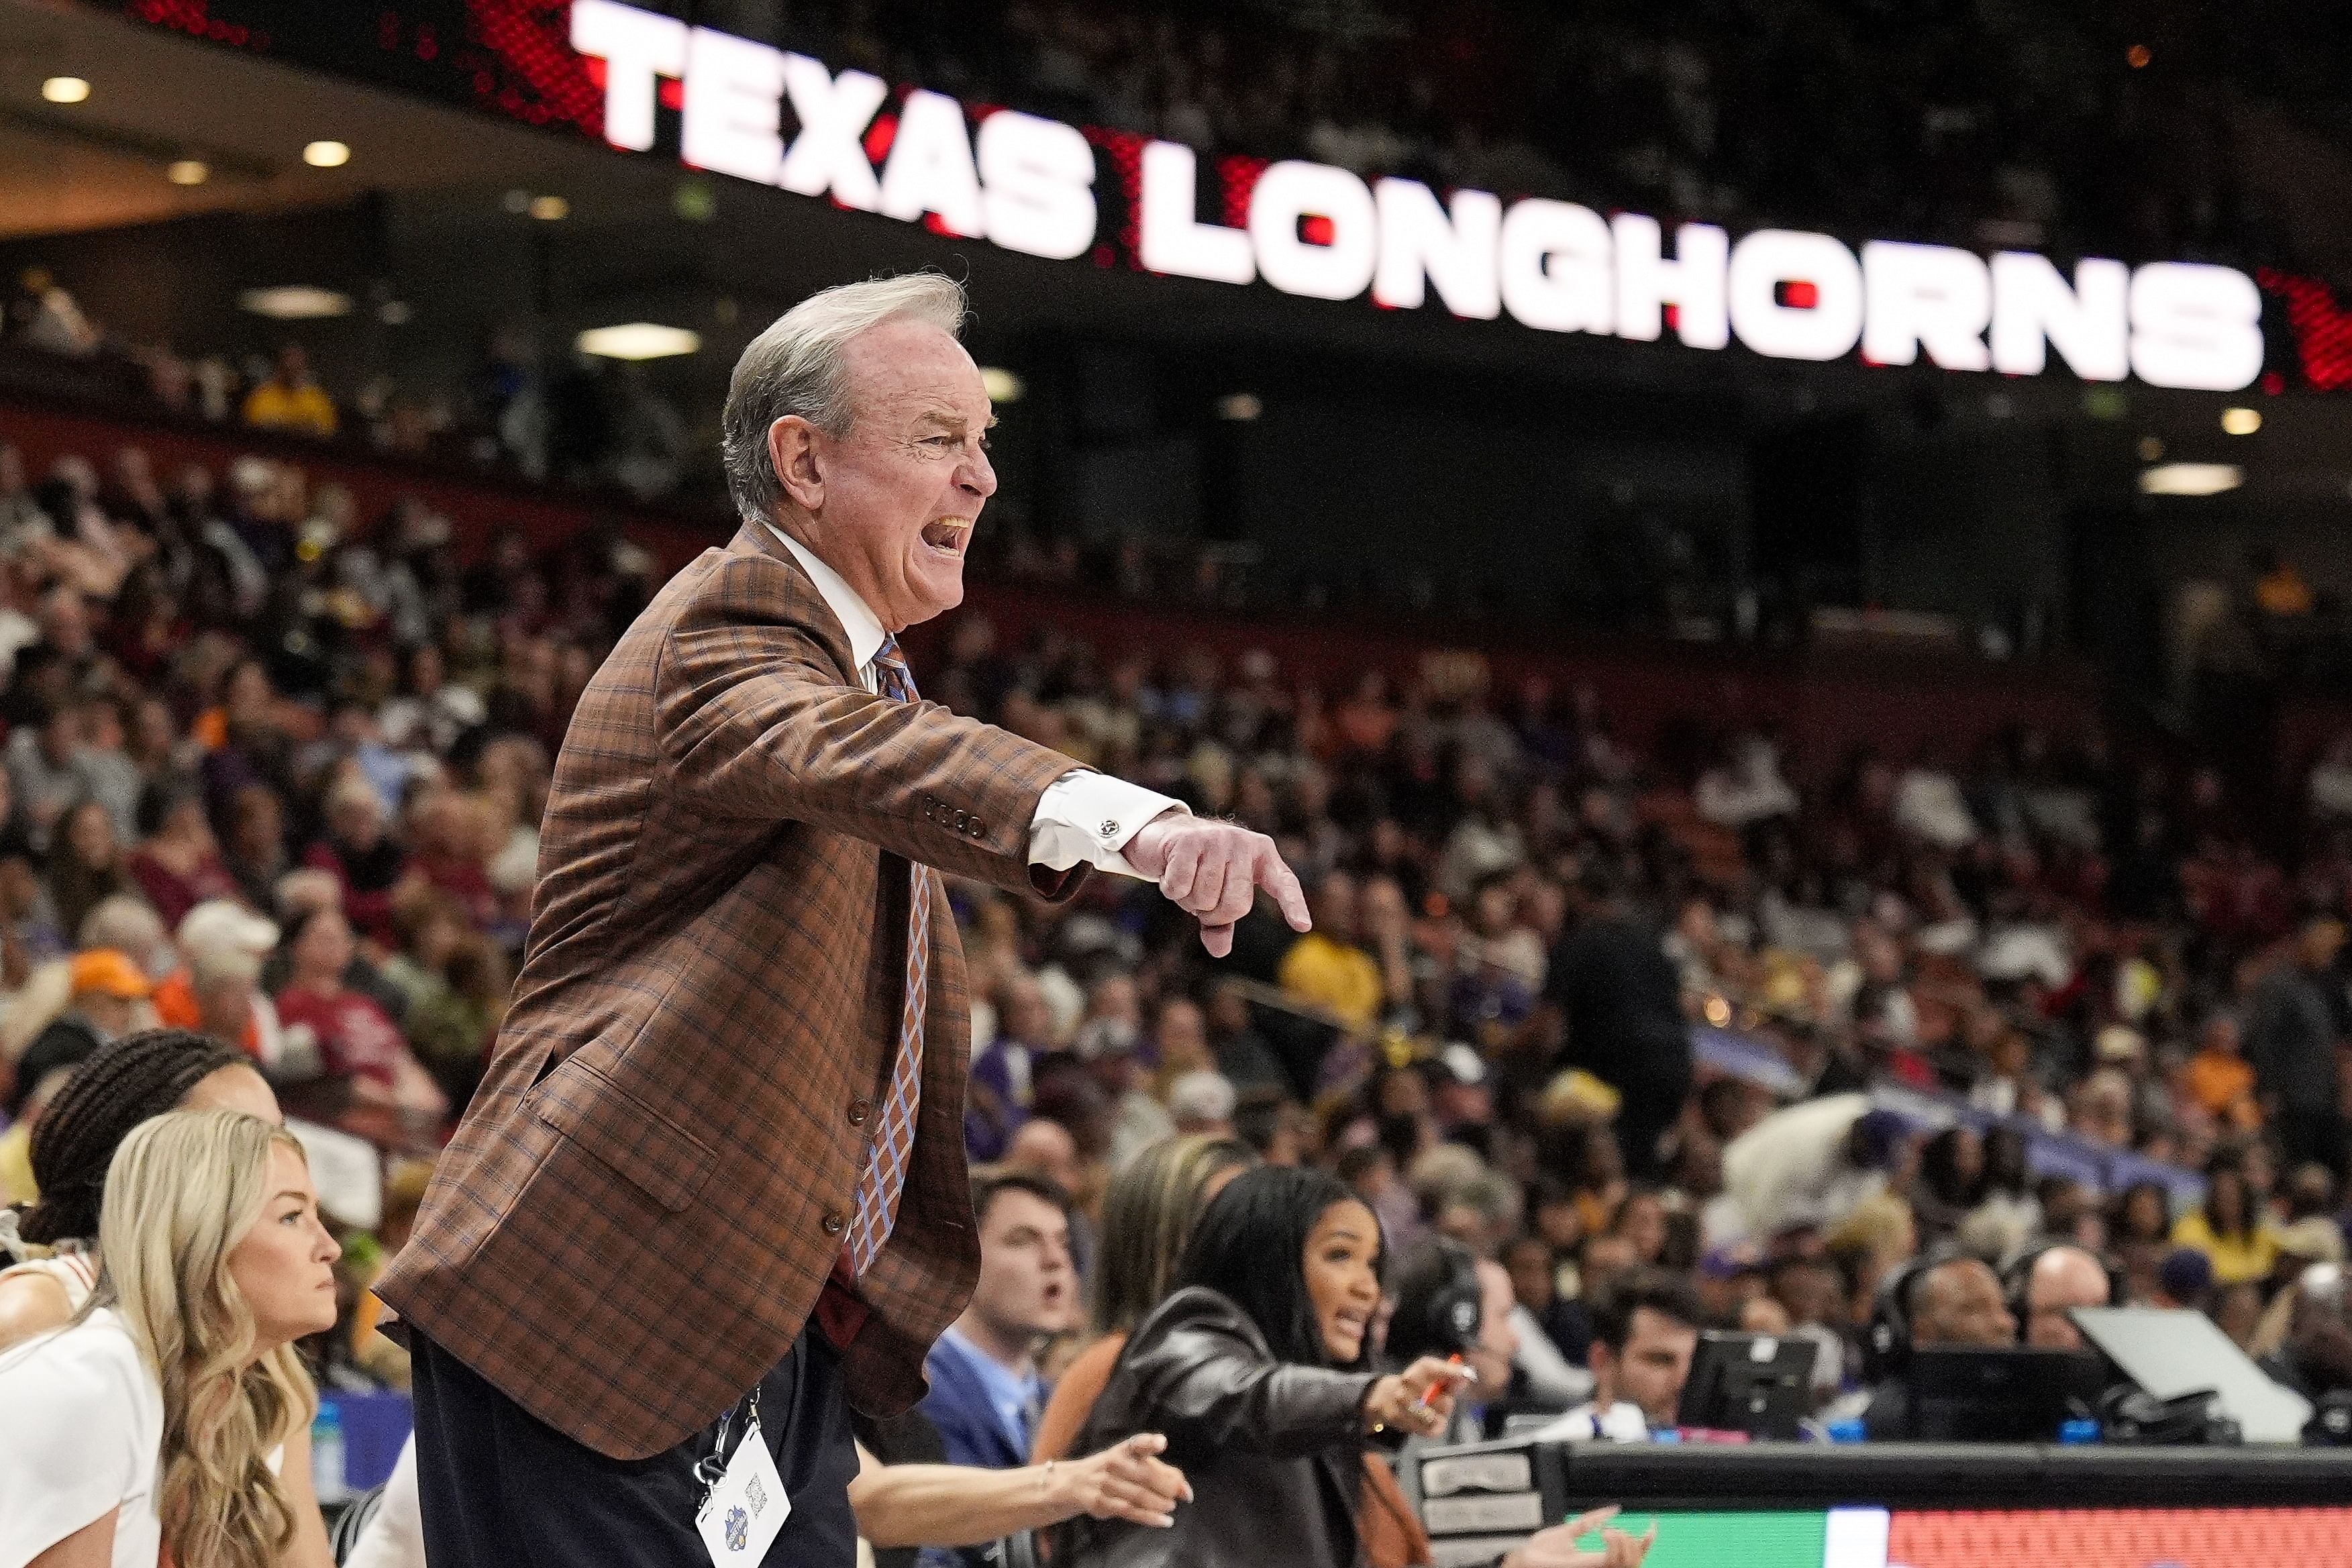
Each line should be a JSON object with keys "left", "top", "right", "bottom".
{"left": 0, "top": 0, "right": 582, "bottom": 238}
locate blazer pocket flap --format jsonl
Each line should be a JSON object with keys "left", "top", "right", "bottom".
{"left": 531, "top": 1067, "right": 719, "bottom": 1214}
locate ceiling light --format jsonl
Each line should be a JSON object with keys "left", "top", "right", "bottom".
{"left": 576, "top": 323, "right": 700, "bottom": 361}
{"left": 2137, "top": 435, "right": 2164, "bottom": 462}
{"left": 302, "top": 140, "right": 351, "bottom": 168}
{"left": 377, "top": 301, "right": 413, "bottom": 325}
{"left": 40, "top": 76, "right": 90, "bottom": 105}
{"left": 1217, "top": 393, "right": 1264, "bottom": 421}
{"left": 501, "top": 189, "right": 532, "bottom": 214}
{"left": 529, "top": 195, "right": 570, "bottom": 221}
{"left": 2220, "top": 407, "right": 2261, "bottom": 435}
{"left": 166, "top": 160, "right": 209, "bottom": 187}
{"left": 980, "top": 367, "right": 1024, "bottom": 403}
{"left": 238, "top": 286, "right": 353, "bottom": 321}
{"left": 2127, "top": 44, "right": 2152, "bottom": 68}
{"left": 2139, "top": 462, "right": 2241, "bottom": 497}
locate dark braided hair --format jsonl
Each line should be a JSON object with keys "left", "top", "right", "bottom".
{"left": 21, "top": 1029, "right": 252, "bottom": 1246}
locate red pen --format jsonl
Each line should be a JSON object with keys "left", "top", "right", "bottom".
{"left": 1417, "top": 1353, "right": 1475, "bottom": 1409}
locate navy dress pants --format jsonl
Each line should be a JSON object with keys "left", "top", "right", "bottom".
{"left": 409, "top": 1325, "right": 860, "bottom": 1567}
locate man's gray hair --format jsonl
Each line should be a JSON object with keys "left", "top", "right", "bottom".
{"left": 721, "top": 272, "right": 968, "bottom": 523}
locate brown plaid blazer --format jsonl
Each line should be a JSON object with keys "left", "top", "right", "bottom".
{"left": 376, "top": 522, "right": 1086, "bottom": 1461}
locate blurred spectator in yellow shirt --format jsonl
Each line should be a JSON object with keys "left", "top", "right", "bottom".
{"left": 242, "top": 343, "right": 338, "bottom": 438}
{"left": 2171, "top": 1161, "right": 2278, "bottom": 1286}
{"left": 1278, "top": 869, "right": 1384, "bottom": 1027}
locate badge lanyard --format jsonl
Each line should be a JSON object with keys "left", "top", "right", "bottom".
{"left": 693, "top": 1385, "right": 790, "bottom": 1566}
{"left": 693, "top": 1387, "right": 762, "bottom": 1510}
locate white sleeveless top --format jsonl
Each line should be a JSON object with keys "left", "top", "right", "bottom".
{"left": 0, "top": 1248, "right": 100, "bottom": 1310}
{"left": 0, "top": 1304, "right": 164, "bottom": 1568}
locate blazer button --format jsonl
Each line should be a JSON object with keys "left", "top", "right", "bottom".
{"left": 821, "top": 1211, "right": 846, "bottom": 1237}
{"left": 848, "top": 1098, "right": 870, "bottom": 1127}
{"left": 968, "top": 821, "right": 986, "bottom": 839}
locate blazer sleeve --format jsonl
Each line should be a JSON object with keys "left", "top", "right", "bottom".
{"left": 655, "top": 555, "right": 1086, "bottom": 898}
{"left": 1123, "top": 1319, "right": 1379, "bottom": 1461}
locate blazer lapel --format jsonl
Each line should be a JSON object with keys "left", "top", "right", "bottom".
{"left": 731, "top": 521, "right": 862, "bottom": 688}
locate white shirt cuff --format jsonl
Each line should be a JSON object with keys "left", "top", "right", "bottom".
{"left": 1029, "top": 772, "right": 1186, "bottom": 881}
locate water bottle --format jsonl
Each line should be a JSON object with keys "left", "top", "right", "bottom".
{"left": 2057, "top": 1418, "right": 2102, "bottom": 1445}
{"left": 1826, "top": 1418, "right": 1868, "bottom": 1444}
{"left": 312, "top": 1402, "right": 349, "bottom": 1504}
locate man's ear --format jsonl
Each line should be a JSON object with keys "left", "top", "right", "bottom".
{"left": 768, "top": 415, "right": 825, "bottom": 513}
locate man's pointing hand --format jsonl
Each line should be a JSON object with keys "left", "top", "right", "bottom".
{"left": 1121, "top": 812, "right": 1312, "bottom": 957}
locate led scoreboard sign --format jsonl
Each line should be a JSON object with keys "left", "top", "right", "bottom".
{"left": 564, "top": 0, "right": 2256, "bottom": 391}
{"left": 125, "top": 0, "right": 2305, "bottom": 393}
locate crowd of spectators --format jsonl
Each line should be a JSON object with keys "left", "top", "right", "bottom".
{"left": 3, "top": 409, "right": 2352, "bottom": 1454}
{"left": 1, "top": 269, "right": 697, "bottom": 501}
{"left": 921, "top": 605, "right": 2352, "bottom": 1437}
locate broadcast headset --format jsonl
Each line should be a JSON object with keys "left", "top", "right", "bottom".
{"left": 1866, "top": 1241, "right": 2131, "bottom": 1386}
{"left": 1389, "top": 1235, "right": 1486, "bottom": 1361}
{"left": 1862, "top": 1248, "right": 1982, "bottom": 1381}
{"left": 2001, "top": 1241, "right": 2128, "bottom": 1339}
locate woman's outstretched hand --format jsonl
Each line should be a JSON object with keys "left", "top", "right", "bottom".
{"left": 1503, "top": 1506, "right": 1659, "bottom": 1568}
{"left": 1058, "top": 1433, "right": 1192, "bottom": 1529}
{"left": 1363, "top": 1356, "right": 1472, "bottom": 1437}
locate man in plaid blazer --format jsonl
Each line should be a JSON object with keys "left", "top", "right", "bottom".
{"left": 378, "top": 274, "right": 1305, "bottom": 1566}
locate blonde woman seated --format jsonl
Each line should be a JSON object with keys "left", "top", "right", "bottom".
{"left": 0, "top": 1108, "right": 341, "bottom": 1568}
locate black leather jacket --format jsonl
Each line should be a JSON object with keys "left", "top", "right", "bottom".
{"left": 1058, "top": 1286, "right": 1383, "bottom": 1568}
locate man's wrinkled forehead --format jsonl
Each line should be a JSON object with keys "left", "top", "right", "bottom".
{"left": 838, "top": 320, "right": 988, "bottom": 432}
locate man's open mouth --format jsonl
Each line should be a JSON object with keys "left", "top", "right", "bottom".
{"left": 921, "top": 517, "right": 972, "bottom": 554}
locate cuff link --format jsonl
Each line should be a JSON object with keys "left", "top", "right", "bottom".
{"left": 1100, "top": 819, "right": 1121, "bottom": 840}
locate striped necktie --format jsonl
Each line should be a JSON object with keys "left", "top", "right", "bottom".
{"left": 846, "top": 634, "right": 928, "bottom": 1275}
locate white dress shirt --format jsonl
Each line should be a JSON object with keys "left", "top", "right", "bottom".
{"left": 1530, "top": 1399, "right": 1651, "bottom": 1443}
{"left": 766, "top": 525, "right": 1182, "bottom": 880}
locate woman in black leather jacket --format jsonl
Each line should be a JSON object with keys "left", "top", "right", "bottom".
{"left": 1058, "top": 1165, "right": 1470, "bottom": 1568}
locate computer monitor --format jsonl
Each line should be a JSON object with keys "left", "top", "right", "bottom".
{"left": 1905, "top": 1347, "right": 2106, "bottom": 1442}
{"left": 1676, "top": 1330, "right": 1817, "bottom": 1439}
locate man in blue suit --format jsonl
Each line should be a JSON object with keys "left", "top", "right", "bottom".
{"left": 921, "top": 1172, "right": 1078, "bottom": 1467}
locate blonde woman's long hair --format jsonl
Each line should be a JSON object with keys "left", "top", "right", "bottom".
{"left": 1090, "top": 1133, "right": 1258, "bottom": 1336}
{"left": 95, "top": 1108, "right": 318, "bottom": 1568}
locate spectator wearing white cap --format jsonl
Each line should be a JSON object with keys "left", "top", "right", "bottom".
{"left": 1167, "top": 1070, "right": 1237, "bottom": 1138}
{"left": 152, "top": 898, "right": 281, "bottom": 1065}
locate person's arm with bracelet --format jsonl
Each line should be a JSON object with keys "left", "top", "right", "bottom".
{"left": 848, "top": 1432, "right": 1192, "bottom": 1547}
